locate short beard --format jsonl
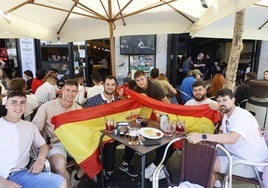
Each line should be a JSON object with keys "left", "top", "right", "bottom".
{"left": 194, "top": 94, "right": 206, "bottom": 102}
{"left": 104, "top": 90, "right": 114, "bottom": 96}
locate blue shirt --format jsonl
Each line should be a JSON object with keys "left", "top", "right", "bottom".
{"left": 179, "top": 76, "right": 195, "bottom": 103}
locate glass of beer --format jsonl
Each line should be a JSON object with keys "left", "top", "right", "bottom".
{"left": 128, "top": 128, "right": 139, "bottom": 146}
{"left": 105, "top": 118, "right": 115, "bottom": 133}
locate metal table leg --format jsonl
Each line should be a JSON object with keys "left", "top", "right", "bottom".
{"left": 141, "top": 154, "right": 146, "bottom": 188}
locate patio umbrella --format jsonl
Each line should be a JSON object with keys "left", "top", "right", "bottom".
{"left": 0, "top": 0, "right": 258, "bottom": 76}
{"left": 190, "top": 0, "right": 268, "bottom": 41}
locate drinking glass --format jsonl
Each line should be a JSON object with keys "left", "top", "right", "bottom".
{"left": 175, "top": 119, "right": 185, "bottom": 134}
{"left": 105, "top": 118, "right": 115, "bottom": 133}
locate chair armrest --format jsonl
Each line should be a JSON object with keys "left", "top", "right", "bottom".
{"left": 152, "top": 136, "right": 186, "bottom": 188}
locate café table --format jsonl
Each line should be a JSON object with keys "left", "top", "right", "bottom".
{"left": 99, "top": 119, "right": 184, "bottom": 188}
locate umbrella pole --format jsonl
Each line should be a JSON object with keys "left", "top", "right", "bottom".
{"left": 109, "top": 21, "right": 116, "bottom": 77}
{"left": 108, "top": 0, "right": 116, "bottom": 77}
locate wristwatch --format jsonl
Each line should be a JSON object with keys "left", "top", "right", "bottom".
{"left": 202, "top": 134, "right": 207, "bottom": 140}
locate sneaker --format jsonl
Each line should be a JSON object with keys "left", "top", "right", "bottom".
{"left": 149, "top": 167, "right": 168, "bottom": 182}
{"left": 145, "top": 163, "right": 156, "bottom": 179}
{"left": 119, "top": 162, "right": 139, "bottom": 177}
{"left": 105, "top": 172, "right": 118, "bottom": 188}
{"left": 70, "top": 169, "right": 80, "bottom": 188}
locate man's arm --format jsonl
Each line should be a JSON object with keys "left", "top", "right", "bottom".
{"left": 28, "top": 144, "right": 49, "bottom": 174}
{"left": 186, "top": 131, "right": 241, "bottom": 145}
{"left": 0, "top": 176, "right": 21, "bottom": 188}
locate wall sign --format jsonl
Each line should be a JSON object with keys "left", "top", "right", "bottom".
{"left": 19, "top": 38, "right": 36, "bottom": 78}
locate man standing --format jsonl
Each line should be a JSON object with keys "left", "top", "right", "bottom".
{"left": 187, "top": 88, "right": 268, "bottom": 188}
{"left": 193, "top": 52, "right": 206, "bottom": 74}
{"left": 85, "top": 75, "right": 138, "bottom": 188}
{"left": 133, "top": 70, "right": 169, "bottom": 103}
{"left": 0, "top": 91, "right": 66, "bottom": 188}
{"left": 33, "top": 79, "right": 82, "bottom": 188}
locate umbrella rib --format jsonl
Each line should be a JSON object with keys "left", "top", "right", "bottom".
{"left": 5, "top": 0, "right": 34, "bottom": 14}
{"left": 258, "top": 19, "right": 268, "bottom": 30}
{"left": 114, "top": 0, "right": 185, "bottom": 22}
{"left": 76, "top": 0, "right": 107, "bottom": 20}
{"left": 116, "top": 0, "right": 127, "bottom": 26}
{"left": 164, "top": 2, "right": 194, "bottom": 23}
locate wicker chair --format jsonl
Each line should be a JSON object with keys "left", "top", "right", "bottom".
{"left": 152, "top": 137, "right": 219, "bottom": 188}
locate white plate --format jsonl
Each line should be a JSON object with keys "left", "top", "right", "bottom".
{"left": 139, "top": 127, "right": 164, "bottom": 139}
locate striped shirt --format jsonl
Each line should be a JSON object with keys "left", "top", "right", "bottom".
{"left": 86, "top": 92, "right": 119, "bottom": 107}
{"left": 35, "top": 82, "right": 57, "bottom": 104}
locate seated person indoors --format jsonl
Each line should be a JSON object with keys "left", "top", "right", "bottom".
{"left": 235, "top": 72, "right": 257, "bottom": 108}
{"left": 0, "top": 90, "right": 66, "bottom": 188}
{"left": 179, "top": 69, "right": 202, "bottom": 103}
{"left": 187, "top": 88, "right": 268, "bottom": 188}
{"left": 145, "top": 80, "right": 218, "bottom": 181}
{"left": 83, "top": 75, "right": 137, "bottom": 187}
{"left": 87, "top": 72, "right": 104, "bottom": 99}
{"left": 32, "top": 79, "right": 83, "bottom": 188}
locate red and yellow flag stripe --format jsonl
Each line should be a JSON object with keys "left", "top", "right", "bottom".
{"left": 51, "top": 89, "right": 221, "bottom": 178}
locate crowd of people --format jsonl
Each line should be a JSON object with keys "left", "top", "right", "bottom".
{"left": 0, "top": 57, "right": 268, "bottom": 188}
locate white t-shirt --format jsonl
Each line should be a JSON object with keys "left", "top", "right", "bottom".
{"left": 221, "top": 107, "right": 268, "bottom": 167}
{"left": 87, "top": 85, "right": 104, "bottom": 99}
{"left": 185, "top": 98, "right": 214, "bottom": 106}
{"left": 74, "top": 85, "right": 86, "bottom": 105}
{"left": 0, "top": 118, "right": 45, "bottom": 178}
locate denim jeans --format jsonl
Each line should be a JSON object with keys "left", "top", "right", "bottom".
{"left": 8, "top": 170, "right": 64, "bottom": 188}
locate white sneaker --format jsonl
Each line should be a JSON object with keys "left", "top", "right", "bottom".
{"left": 145, "top": 163, "right": 156, "bottom": 179}
{"left": 71, "top": 168, "right": 80, "bottom": 188}
{"left": 149, "top": 167, "right": 168, "bottom": 182}
{"left": 214, "top": 180, "right": 221, "bottom": 188}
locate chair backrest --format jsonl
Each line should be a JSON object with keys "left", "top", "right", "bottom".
{"left": 175, "top": 89, "right": 185, "bottom": 105}
{"left": 180, "top": 140, "right": 217, "bottom": 187}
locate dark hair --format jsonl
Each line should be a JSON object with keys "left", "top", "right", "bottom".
{"left": 24, "top": 70, "right": 33, "bottom": 78}
{"left": 49, "top": 68, "right": 59, "bottom": 73}
{"left": 91, "top": 73, "right": 102, "bottom": 83}
{"left": 9, "top": 77, "right": 26, "bottom": 91}
{"left": 36, "top": 69, "right": 46, "bottom": 80}
{"left": 7, "top": 90, "right": 26, "bottom": 99}
{"left": 150, "top": 68, "right": 159, "bottom": 79}
{"left": 215, "top": 88, "right": 234, "bottom": 99}
{"left": 64, "top": 79, "right": 78, "bottom": 88}
{"left": 134, "top": 70, "right": 146, "bottom": 79}
{"left": 246, "top": 72, "right": 257, "bottom": 80}
{"left": 264, "top": 70, "right": 268, "bottom": 73}
{"left": 74, "top": 73, "right": 83, "bottom": 79}
{"left": 192, "top": 80, "right": 206, "bottom": 89}
{"left": 103, "top": 75, "right": 117, "bottom": 84}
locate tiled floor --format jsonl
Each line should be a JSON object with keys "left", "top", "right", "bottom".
{"left": 75, "top": 148, "right": 259, "bottom": 188}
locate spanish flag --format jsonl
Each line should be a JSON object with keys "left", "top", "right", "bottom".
{"left": 51, "top": 88, "right": 221, "bottom": 179}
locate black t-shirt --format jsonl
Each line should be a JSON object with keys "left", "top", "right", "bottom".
{"left": 133, "top": 80, "right": 166, "bottom": 101}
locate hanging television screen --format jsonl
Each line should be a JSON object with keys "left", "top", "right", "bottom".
{"left": 120, "top": 35, "right": 156, "bottom": 55}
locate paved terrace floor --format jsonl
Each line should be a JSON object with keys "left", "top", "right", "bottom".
{"left": 75, "top": 148, "right": 258, "bottom": 188}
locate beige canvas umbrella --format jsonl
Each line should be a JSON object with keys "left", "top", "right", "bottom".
{"left": 191, "top": 0, "right": 268, "bottom": 40}
{"left": 0, "top": 0, "right": 258, "bottom": 76}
